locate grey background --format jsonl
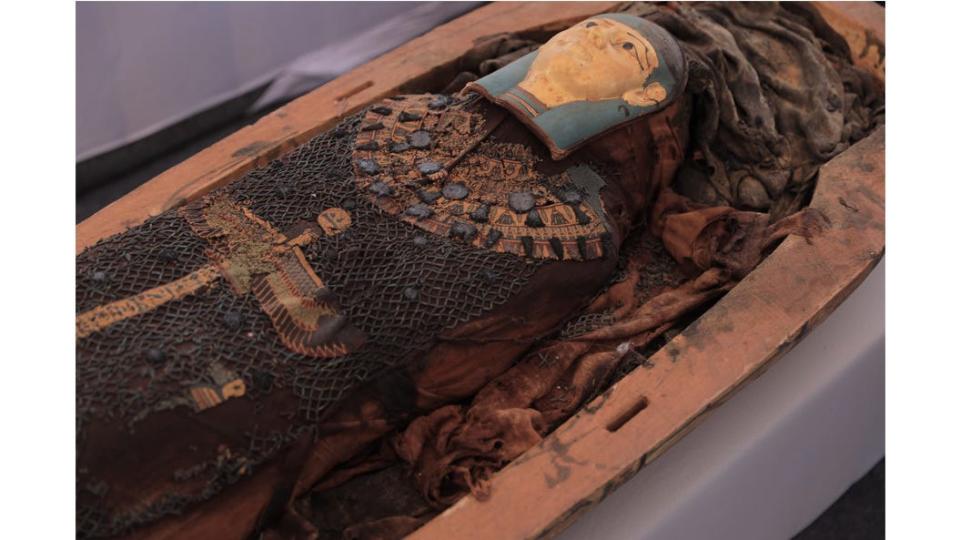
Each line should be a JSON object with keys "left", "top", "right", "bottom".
{"left": 76, "top": 1, "right": 444, "bottom": 159}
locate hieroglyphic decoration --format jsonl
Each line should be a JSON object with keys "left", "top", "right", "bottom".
{"left": 77, "top": 197, "right": 363, "bottom": 360}
{"left": 189, "top": 363, "right": 247, "bottom": 411}
{"left": 250, "top": 247, "right": 364, "bottom": 357}
{"left": 352, "top": 95, "right": 610, "bottom": 261}
{"left": 316, "top": 207, "right": 352, "bottom": 236}
{"left": 182, "top": 196, "right": 364, "bottom": 357}
{"left": 76, "top": 265, "right": 221, "bottom": 338}
{"left": 180, "top": 197, "right": 285, "bottom": 294}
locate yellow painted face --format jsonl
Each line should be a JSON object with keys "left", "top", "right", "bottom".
{"left": 518, "top": 18, "right": 667, "bottom": 108}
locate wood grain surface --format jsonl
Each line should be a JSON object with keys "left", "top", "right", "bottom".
{"left": 812, "top": 1, "right": 885, "bottom": 82}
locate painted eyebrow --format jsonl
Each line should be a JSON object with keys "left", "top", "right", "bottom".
{"left": 630, "top": 48, "right": 648, "bottom": 71}
{"left": 624, "top": 39, "right": 653, "bottom": 72}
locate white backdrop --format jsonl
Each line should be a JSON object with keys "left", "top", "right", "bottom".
{"left": 558, "top": 259, "right": 885, "bottom": 540}
{"left": 76, "top": 2, "right": 475, "bottom": 160}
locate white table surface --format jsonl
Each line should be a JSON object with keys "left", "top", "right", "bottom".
{"left": 558, "top": 258, "right": 885, "bottom": 540}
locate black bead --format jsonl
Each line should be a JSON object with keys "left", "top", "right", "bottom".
{"left": 508, "top": 192, "right": 536, "bottom": 213}
{"left": 405, "top": 204, "right": 434, "bottom": 220}
{"left": 372, "top": 105, "right": 393, "bottom": 115}
{"left": 321, "top": 247, "right": 339, "bottom": 262}
{"left": 572, "top": 205, "right": 592, "bottom": 225}
{"left": 469, "top": 204, "right": 490, "bottom": 223}
{"left": 361, "top": 122, "right": 384, "bottom": 131}
{"left": 369, "top": 181, "right": 395, "bottom": 197}
{"left": 408, "top": 130, "right": 432, "bottom": 149}
{"left": 561, "top": 190, "right": 582, "bottom": 204}
{"left": 483, "top": 229, "right": 503, "bottom": 248}
{"left": 357, "top": 159, "right": 380, "bottom": 175}
{"left": 479, "top": 269, "right": 499, "bottom": 284}
{"left": 417, "top": 161, "right": 443, "bottom": 176}
{"left": 388, "top": 142, "right": 410, "bottom": 153}
{"left": 449, "top": 221, "right": 477, "bottom": 241}
{"left": 356, "top": 140, "right": 379, "bottom": 151}
{"left": 223, "top": 312, "right": 243, "bottom": 331}
{"left": 428, "top": 95, "right": 451, "bottom": 109}
{"left": 275, "top": 184, "right": 291, "bottom": 197}
{"left": 413, "top": 234, "right": 429, "bottom": 247}
{"left": 403, "top": 286, "right": 419, "bottom": 301}
{"left": 158, "top": 248, "right": 178, "bottom": 263}
{"left": 399, "top": 111, "right": 422, "bottom": 122}
{"left": 524, "top": 210, "right": 544, "bottom": 228}
{"left": 521, "top": 236, "right": 535, "bottom": 257}
{"left": 315, "top": 288, "right": 335, "bottom": 304}
{"left": 331, "top": 126, "right": 349, "bottom": 138}
{"left": 577, "top": 236, "right": 589, "bottom": 259}
{"left": 442, "top": 182, "right": 469, "bottom": 200}
{"left": 342, "top": 198, "right": 357, "bottom": 210}
{"left": 252, "top": 370, "right": 274, "bottom": 392}
{"left": 145, "top": 348, "right": 166, "bottom": 365}
{"left": 600, "top": 232, "right": 614, "bottom": 257}
{"left": 91, "top": 271, "right": 107, "bottom": 283}
{"left": 417, "top": 189, "right": 441, "bottom": 205}
{"left": 549, "top": 238, "right": 565, "bottom": 259}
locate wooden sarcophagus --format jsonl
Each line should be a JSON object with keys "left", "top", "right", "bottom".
{"left": 76, "top": 2, "right": 885, "bottom": 538}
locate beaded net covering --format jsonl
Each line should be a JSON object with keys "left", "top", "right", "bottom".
{"left": 75, "top": 104, "right": 542, "bottom": 537}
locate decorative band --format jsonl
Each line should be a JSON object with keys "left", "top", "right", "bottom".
{"left": 76, "top": 265, "right": 221, "bottom": 339}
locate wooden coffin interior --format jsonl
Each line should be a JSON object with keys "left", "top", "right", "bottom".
{"left": 76, "top": 2, "right": 885, "bottom": 538}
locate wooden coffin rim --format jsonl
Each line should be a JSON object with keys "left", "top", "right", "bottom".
{"left": 74, "top": 2, "right": 885, "bottom": 539}
{"left": 412, "top": 128, "right": 885, "bottom": 540}
{"left": 411, "top": 4, "right": 885, "bottom": 539}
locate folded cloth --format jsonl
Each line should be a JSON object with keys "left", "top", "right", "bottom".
{"left": 288, "top": 3, "right": 882, "bottom": 533}
{"left": 389, "top": 195, "right": 825, "bottom": 506}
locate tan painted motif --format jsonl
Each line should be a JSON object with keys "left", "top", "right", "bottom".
{"left": 182, "top": 196, "right": 365, "bottom": 358}
{"left": 76, "top": 265, "right": 221, "bottom": 338}
{"left": 181, "top": 197, "right": 284, "bottom": 294}
{"left": 78, "top": 195, "right": 363, "bottom": 359}
{"left": 518, "top": 17, "right": 666, "bottom": 108}
{"left": 352, "top": 95, "right": 610, "bottom": 261}
{"left": 189, "top": 363, "right": 248, "bottom": 411}
{"left": 250, "top": 248, "right": 364, "bottom": 357}
{"left": 316, "top": 207, "right": 353, "bottom": 236}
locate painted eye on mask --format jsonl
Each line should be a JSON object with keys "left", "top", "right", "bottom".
{"left": 585, "top": 21, "right": 598, "bottom": 28}
{"left": 622, "top": 42, "right": 635, "bottom": 50}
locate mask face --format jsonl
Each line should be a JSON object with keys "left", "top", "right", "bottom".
{"left": 519, "top": 18, "right": 667, "bottom": 108}
{"left": 467, "top": 13, "right": 686, "bottom": 159}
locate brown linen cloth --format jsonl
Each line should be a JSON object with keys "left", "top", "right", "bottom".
{"left": 290, "top": 2, "right": 882, "bottom": 537}
{"left": 79, "top": 79, "right": 688, "bottom": 540}
{"left": 388, "top": 198, "right": 826, "bottom": 508}
{"left": 76, "top": 3, "right": 882, "bottom": 538}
